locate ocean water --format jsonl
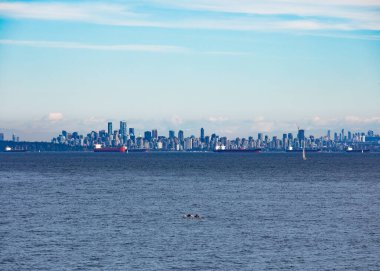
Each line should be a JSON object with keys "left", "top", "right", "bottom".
{"left": 0, "top": 152, "right": 379, "bottom": 270}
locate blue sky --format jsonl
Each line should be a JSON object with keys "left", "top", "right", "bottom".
{"left": 0, "top": 0, "right": 379, "bottom": 140}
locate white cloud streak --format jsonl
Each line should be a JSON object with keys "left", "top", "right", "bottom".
{"left": 47, "top": 112, "right": 63, "bottom": 121}
{"left": 149, "top": 0, "right": 380, "bottom": 30}
{"left": 0, "top": 39, "right": 188, "bottom": 53}
{"left": 151, "top": 0, "right": 380, "bottom": 18}
{"left": 0, "top": 39, "right": 254, "bottom": 55}
{"left": 0, "top": 1, "right": 379, "bottom": 32}
{"left": 0, "top": 2, "right": 138, "bottom": 21}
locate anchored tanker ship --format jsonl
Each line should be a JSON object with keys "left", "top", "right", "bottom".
{"left": 93, "top": 144, "right": 126, "bottom": 153}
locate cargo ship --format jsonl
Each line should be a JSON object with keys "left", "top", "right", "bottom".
{"left": 214, "top": 148, "right": 261, "bottom": 153}
{"left": 3, "top": 146, "right": 27, "bottom": 152}
{"left": 94, "top": 144, "right": 126, "bottom": 153}
{"left": 346, "top": 147, "right": 370, "bottom": 153}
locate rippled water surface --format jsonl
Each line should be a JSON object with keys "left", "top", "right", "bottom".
{"left": 1, "top": 153, "right": 379, "bottom": 270}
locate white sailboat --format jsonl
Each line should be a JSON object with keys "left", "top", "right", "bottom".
{"left": 302, "top": 137, "right": 307, "bottom": 161}
{"left": 297, "top": 126, "right": 307, "bottom": 161}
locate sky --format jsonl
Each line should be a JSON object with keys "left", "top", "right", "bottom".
{"left": 0, "top": 0, "right": 379, "bottom": 141}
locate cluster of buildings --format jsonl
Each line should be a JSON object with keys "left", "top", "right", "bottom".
{"left": 0, "top": 133, "right": 20, "bottom": 142}
{"left": 51, "top": 121, "right": 380, "bottom": 152}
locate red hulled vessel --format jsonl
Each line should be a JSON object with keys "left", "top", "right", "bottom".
{"left": 94, "top": 145, "right": 126, "bottom": 153}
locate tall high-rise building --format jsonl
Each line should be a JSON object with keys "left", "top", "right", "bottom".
{"left": 205, "top": 136, "right": 210, "bottom": 145}
{"left": 327, "top": 130, "right": 331, "bottom": 139}
{"left": 108, "top": 122, "right": 112, "bottom": 136}
{"left": 200, "top": 128, "right": 205, "bottom": 142}
{"left": 169, "top": 130, "right": 175, "bottom": 139}
{"left": 120, "top": 121, "right": 127, "bottom": 137}
{"left": 0, "top": 133, "right": 4, "bottom": 141}
{"left": 282, "top": 134, "right": 287, "bottom": 147}
{"left": 287, "top": 133, "right": 293, "bottom": 141}
{"left": 144, "top": 131, "right": 152, "bottom": 141}
{"left": 129, "top": 128, "right": 135, "bottom": 136}
{"left": 258, "top": 133, "right": 263, "bottom": 141}
{"left": 152, "top": 129, "right": 158, "bottom": 139}
{"left": 297, "top": 129, "right": 305, "bottom": 141}
{"left": 184, "top": 138, "right": 193, "bottom": 150}
{"left": 178, "top": 130, "right": 184, "bottom": 141}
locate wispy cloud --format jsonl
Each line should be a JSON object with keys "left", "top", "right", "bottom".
{"left": 144, "top": 0, "right": 380, "bottom": 31}
{"left": 0, "top": 39, "right": 254, "bottom": 55}
{"left": 0, "top": 39, "right": 188, "bottom": 53}
{"left": 47, "top": 112, "right": 63, "bottom": 122}
{"left": 0, "top": 1, "right": 379, "bottom": 33}
{"left": 150, "top": 0, "right": 380, "bottom": 24}
{"left": 0, "top": 2, "right": 138, "bottom": 21}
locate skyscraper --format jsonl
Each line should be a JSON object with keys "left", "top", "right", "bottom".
{"left": 169, "top": 130, "right": 175, "bottom": 139}
{"left": 200, "top": 128, "right": 205, "bottom": 142}
{"left": 184, "top": 138, "right": 193, "bottom": 150}
{"left": 120, "top": 121, "right": 127, "bottom": 137}
{"left": 282, "top": 134, "right": 287, "bottom": 148}
{"left": 152, "top": 129, "right": 158, "bottom": 139}
{"left": 334, "top": 132, "right": 338, "bottom": 141}
{"left": 144, "top": 131, "right": 152, "bottom": 141}
{"left": 297, "top": 129, "right": 305, "bottom": 142}
{"left": 178, "top": 130, "right": 184, "bottom": 141}
{"left": 0, "top": 133, "right": 4, "bottom": 141}
{"left": 108, "top": 122, "right": 112, "bottom": 136}
{"left": 129, "top": 128, "right": 135, "bottom": 136}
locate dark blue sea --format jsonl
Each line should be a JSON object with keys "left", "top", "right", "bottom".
{"left": 1, "top": 153, "right": 379, "bottom": 270}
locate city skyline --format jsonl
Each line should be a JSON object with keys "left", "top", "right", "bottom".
{"left": 0, "top": 118, "right": 378, "bottom": 141}
{"left": 1, "top": 0, "right": 380, "bottom": 140}
{"left": 1, "top": 116, "right": 380, "bottom": 142}
{"left": 2, "top": 119, "right": 379, "bottom": 146}
{"left": 42, "top": 120, "right": 380, "bottom": 152}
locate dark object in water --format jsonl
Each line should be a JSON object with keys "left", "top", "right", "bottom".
{"left": 183, "top": 213, "right": 202, "bottom": 219}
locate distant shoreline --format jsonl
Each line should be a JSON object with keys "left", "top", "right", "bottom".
{"left": 1, "top": 140, "right": 379, "bottom": 153}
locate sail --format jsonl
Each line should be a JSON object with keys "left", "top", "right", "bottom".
{"left": 302, "top": 139, "right": 307, "bottom": 160}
